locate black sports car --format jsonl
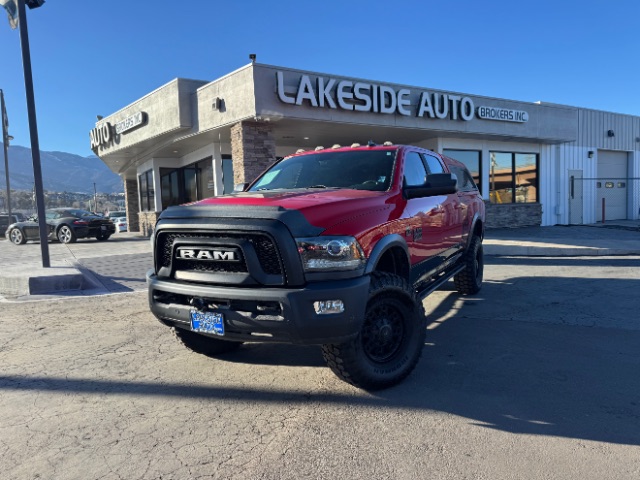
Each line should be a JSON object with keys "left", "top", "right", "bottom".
{"left": 5, "top": 208, "right": 116, "bottom": 245}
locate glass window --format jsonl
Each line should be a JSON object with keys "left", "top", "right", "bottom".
{"left": 222, "top": 157, "right": 235, "bottom": 194}
{"left": 403, "top": 152, "right": 427, "bottom": 187}
{"left": 196, "top": 158, "right": 215, "bottom": 199}
{"left": 139, "top": 171, "right": 148, "bottom": 211}
{"left": 160, "top": 169, "right": 181, "bottom": 208}
{"left": 489, "top": 152, "right": 538, "bottom": 204}
{"left": 515, "top": 153, "right": 537, "bottom": 203}
{"left": 138, "top": 170, "right": 154, "bottom": 211}
{"left": 183, "top": 167, "right": 198, "bottom": 203}
{"left": 448, "top": 165, "right": 477, "bottom": 192}
{"left": 443, "top": 149, "right": 481, "bottom": 193}
{"left": 423, "top": 154, "right": 445, "bottom": 174}
{"left": 159, "top": 157, "right": 217, "bottom": 209}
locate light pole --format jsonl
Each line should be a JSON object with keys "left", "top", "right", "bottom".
{"left": 93, "top": 182, "right": 98, "bottom": 213}
{"left": 8, "top": 0, "right": 50, "bottom": 267}
{"left": 1, "top": 89, "right": 12, "bottom": 220}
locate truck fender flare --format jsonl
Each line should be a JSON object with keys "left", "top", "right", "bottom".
{"left": 464, "top": 212, "right": 484, "bottom": 251}
{"left": 364, "top": 234, "right": 411, "bottom": 275}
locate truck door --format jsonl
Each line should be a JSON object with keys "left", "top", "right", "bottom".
{"left": 422, "top": 153, "right": 462, "bottom": 254}
{"left": 401, "top": 151, "right": 445, "bottom": 266}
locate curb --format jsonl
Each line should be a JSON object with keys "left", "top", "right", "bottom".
{"left": 0, "top": 265, "right": 85, "bottom": 297}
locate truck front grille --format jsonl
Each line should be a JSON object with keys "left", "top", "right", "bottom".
{"left": 157, "top": 231, "right": 283, "bottom": 275}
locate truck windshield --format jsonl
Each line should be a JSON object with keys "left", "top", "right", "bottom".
{"left": 249, "top": 149, "right": 397, "bottom": 192}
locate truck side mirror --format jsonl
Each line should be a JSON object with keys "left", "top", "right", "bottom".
{"left": 405, "top": 173, "right": 458, "bottom": 199}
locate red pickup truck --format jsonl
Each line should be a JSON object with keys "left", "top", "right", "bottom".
{"left": 147, "top": 142, "right": 485, "bottom": 389}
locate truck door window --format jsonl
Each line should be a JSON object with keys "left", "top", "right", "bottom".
{"left": 403, "top": 152, "right": 427, "bottom": 186}
{"left": 423, "top": 154, "right": 445, "bottom": 174}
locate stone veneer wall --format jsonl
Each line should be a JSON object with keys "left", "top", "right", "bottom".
{"left": 138, "top": 211, "right": 159, "bottom": 237}
{"left": 124, "top": 179, "right": 140, "bottom": 233}
{"left": 485, "top": 202, "right": 543, "bottom": 229}
{"left": 230, "top": 121, "right": 276, "bottom": 185}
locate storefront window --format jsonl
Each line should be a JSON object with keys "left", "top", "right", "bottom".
{"left": 161, "top": 170, "right": 180, "bottom": 208}
{"left": 515, "top": 153, "right": 538, "bottom": 203}
{"left": 197, "top": 158, "right": 215, "bottom": 198}
{"left": 489, "top": 151, "right": 538, "bottom": 204}
{"left": 183, "top": 168, "right": 198, "bottom": 203}
{"left": 138, "top": 170, "right": 155, "bottom": 211}
{"left": 222, "top": 157, "right": 234, "bottom": 194}
{"left": 443, "top": 149, "right": 481, "bottom": 193}
{"left": 159, "top": 157, "right": 216, "bottom": 209}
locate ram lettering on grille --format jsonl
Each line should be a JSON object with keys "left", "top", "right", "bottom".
{"left": 177, "top": 248, "right": 239, "bottom": 261}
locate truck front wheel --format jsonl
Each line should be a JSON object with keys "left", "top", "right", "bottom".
{"left": 172, "top": 327, "right": 242, "bottom": 356}
{"left": 321, "top": 272, "right": 426, "bottom": 390}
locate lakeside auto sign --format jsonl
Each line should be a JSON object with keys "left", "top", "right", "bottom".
{"left": 276, "top": 71, "right": 528, "bottom": 123}
{"left": 90, "top": 112, "right": 147, "bottom": 150}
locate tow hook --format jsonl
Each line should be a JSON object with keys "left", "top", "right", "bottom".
{"left": 190, "top": 297, "right": 207, "bottom": 311}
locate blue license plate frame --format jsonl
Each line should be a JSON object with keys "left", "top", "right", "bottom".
{"left": 190, "top": 310, "right": 224, "bottom": 336}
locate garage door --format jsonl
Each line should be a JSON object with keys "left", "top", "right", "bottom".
{"left": 597, "top": 150, "right": 627, "bottom": 221}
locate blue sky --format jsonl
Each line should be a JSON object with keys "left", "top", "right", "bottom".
{"left": 1, "top": 0, "right": 639, "bottom": 157}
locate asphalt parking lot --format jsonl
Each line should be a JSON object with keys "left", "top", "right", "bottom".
{"left": 0, "top": 227, "right": 639, "bottom": 479}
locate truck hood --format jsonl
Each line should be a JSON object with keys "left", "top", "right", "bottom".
{"left": 193, "top": 189, "right": 392, "bottom": 232}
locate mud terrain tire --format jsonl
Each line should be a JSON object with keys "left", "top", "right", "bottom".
{"left": 454, "top": 236, "right": 483, "bottom": 295}
{"left": 321, "top": 272, "right": 426, "bottom": 390}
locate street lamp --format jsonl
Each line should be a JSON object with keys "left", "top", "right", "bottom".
{"left": 1, "top": 89, "right": 13, "bottom": 221}
{"left": 0, "top": 0, "right": 50, "bottom": 267}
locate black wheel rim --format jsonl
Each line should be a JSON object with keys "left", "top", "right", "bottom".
{"left": 361, "top": 301, "right": 405, "bottom": 362}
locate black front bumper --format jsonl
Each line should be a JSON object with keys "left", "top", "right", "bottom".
{"left": 147, "top": 271, "right": 370, "bottom": 345}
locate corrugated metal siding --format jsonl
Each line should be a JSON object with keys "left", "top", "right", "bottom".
{"left": 539, "top": 144, "right": 556, "bottom": 226}
{"left": 633, "top": 151, "right": 640, "bottom": 220}
{"left": 578, "top": 109, "right": 639, "bottom": 150}
{"left": 545, "top": 110, "right": 640, "bottom": 226}
{"left": 541, "top": 143, "right": 599, "bottom": 226}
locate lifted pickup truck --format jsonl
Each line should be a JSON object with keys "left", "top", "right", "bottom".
{"left": 147, "top": 142, "right": 485, "bottom": 389}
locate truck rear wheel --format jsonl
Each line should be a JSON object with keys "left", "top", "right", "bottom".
{"left": 454, "top": 236, "right": 483, "bottom": 295}
{"left": 172, "top": 327, "right": 242, "bottom": 356}
{"left": 321, "top": 272, "right": 426, "bottom": 390}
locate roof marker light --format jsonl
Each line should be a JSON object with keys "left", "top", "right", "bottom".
{"left": 331, "top": 144, "right": 341, "bottom": 149}
{"left": 351, "top": 143, "right": 361, "bottom": 148}
{"left": 383, "top": 141, "right": 394, "bottom": 146}
{"left": 315, "top": 146, "right": 324, "bottom": 151}
{"left": 295, "top": 149, "right": 306, "bottom": 153}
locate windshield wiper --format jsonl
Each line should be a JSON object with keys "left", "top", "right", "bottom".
{"left": 307, "top": 185, "right": 328, "bottom": 189}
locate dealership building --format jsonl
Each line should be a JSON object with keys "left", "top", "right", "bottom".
{"left": 91, "top": 62, "right": 640, "bottom": 234}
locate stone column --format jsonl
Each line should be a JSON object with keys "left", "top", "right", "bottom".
{"left": 124, "top": 179, "right": 140, "bottom": 233}
{"left": 230, "top": 121, "right": 276, "bottom": 186}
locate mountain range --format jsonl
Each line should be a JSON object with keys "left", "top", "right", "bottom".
{"left": 0, "top": 143, "right": 123, "bottom": 193}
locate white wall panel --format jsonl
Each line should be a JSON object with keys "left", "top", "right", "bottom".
{"left": 578, "top": 109, "right": 639, "bottom": 150}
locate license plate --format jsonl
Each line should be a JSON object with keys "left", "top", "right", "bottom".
{"left": 101, "top": 225, "right": 107, "bottom": 231}
{"left": 190, "top": 310, "right": 224, "bottom": 336}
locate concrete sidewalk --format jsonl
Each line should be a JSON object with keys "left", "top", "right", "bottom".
{"left": 484, "top": 221, "right": 640, "bottom": 257}
{"left": 1, "top": 222, "right": 639, "bottom": 298}
{"left": 0, "top": 232, "right": 152, "bottom": 298}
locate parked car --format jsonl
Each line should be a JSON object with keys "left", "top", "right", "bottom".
{"left": 0, "top": 213, "right": 20, "bottom": 236}
{"left": 107, "top": 210, "right": 126, "bottom": 220}
{"left": 113, "top": 216, "right": 127, "bottom": 233}
{"left": 5, "top": 208, "right": 116, "bottom": 245}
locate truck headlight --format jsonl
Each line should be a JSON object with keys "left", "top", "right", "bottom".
{"left": 296, "top": 236, "right": 365, "bottom": 272}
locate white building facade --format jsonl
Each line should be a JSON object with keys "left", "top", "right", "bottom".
{"left": 91, "top": 63, "right": 640, "bottom": 234}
